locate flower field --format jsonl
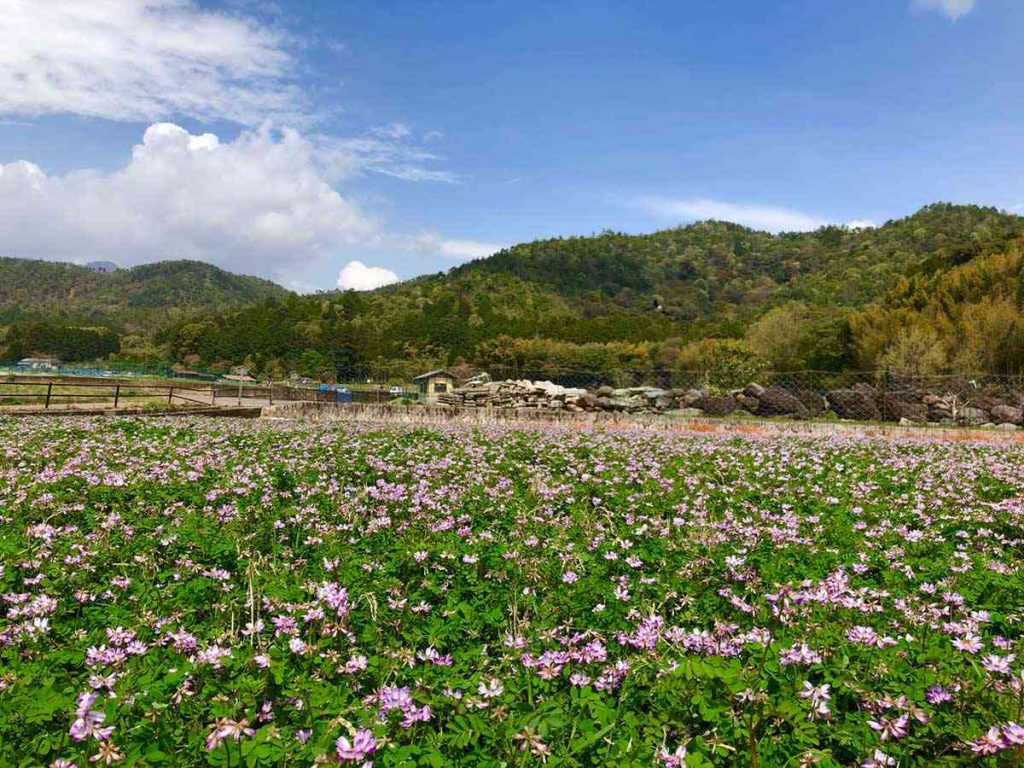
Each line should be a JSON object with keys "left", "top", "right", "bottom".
{"left": 2, "top": 418, "right": 1024, "bottom": 767}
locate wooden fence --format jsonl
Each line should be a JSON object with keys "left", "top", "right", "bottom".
{"left": 0, "top": 379, "right": 214, "bottom": 409}
{"left": 0, "top": 377, "right": 407, "bottom": 410}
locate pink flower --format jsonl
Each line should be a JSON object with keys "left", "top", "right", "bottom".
{"left": 69, "top": 692, "right": 113, "bottom": 743}
{"left": 970, "top": 726, "right": 1006, "bottom": 755}
{"left": 861, "top": 750, "right": 896, "bottom": 768}
{"left": 981, "top": 653, "right": 1015, "bottom": 675}
{"left": 658, "top": 744, "right": 687, "bottom": 767}
{"left": 925, "top": 685, "right": 952, "bottom": 705}
{"left": 1003, "top": 722, "right": 1024, "bottom": 746}
{"left": 868, "top": 715, "right": 908, "bottom": 742}
{"left": 798, "top": 681, "right": 831, "bottom": 719}
{"left": 952, "top": 634, "right": 983, "bottom": 654}
{"left": 205, "top": 718, "right": 254, "bottom": 751}
{"left": 336, "top": 728, "right": 377, "bottom": 763}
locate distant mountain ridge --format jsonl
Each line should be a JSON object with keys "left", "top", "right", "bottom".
{"left": 0, "top": 257, "right": 292, "bottom": 333}
{"left": 2, "top": 203, "right": 1023, "bottom": 376}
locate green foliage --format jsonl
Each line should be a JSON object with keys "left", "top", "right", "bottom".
{"left": 851, "top": 248, "right": 1024, "bottom": 374}
{"left": 1, "top": 419, "right": 1023, "bottom": 766}
{"left": 1, "top": 322, "right": 120, "bottom": 362}
{"left": 671, "top": 338, "right": 766, "bottom": 389}
{"left": 3, "top": 203, "right": 1023, "bottom": 376}
{"left": 0, "top": 258, "right": 289, "bottom": 334}
{"left": 164, "top": 203, "right": 1023, "bottom": 377}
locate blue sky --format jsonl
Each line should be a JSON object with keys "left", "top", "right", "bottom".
{"left": 0, "top": 0, "right": 1021, "bottom": 290}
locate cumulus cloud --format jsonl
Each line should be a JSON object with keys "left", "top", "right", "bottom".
{"left": 911, "top": 0, "right": 978, "bottom": 21}
{"left": 0, "top": 1, "right": 457, "bottom": 183}
{"left": 0, "top": 122, "right": 375, "bottom": 279}
{"left": 0, "top": 0, "right": 302, "bottom": 124}
{"left": 336, "top": 260, "right": 399, "bottom": 290}
{"left": 637, "top": 197, "right": 828, "bottom": 233}
{"left": 847, "top": 219, "right": 877, "bottom": 230}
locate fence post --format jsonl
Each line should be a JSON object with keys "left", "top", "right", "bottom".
{"left": 114, "top": 384, "right": 120, "bottom": 409}
{"left": 45, "top": 382, "right": 52, "bottom": 409}
{"left": 880, "top": 368, "right": 886, "bottom": 422}
{"left": 268, "top": 381, "right": 273, "bottom": 406}
{"left": 211, "top": 386, "right": 216, "bottom": 405}
{"left": 168, "top": 386, "right": 174, "bottom": 405}
{"left": 237, "top": 382, "right": 242, "bottom": 406}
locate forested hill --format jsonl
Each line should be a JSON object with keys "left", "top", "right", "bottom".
{"left": 0, "top": 258, "right": 291, "bottom": 332}
{"left": 457, "top": 202, "right": 1023, "bottom": 315}
{"left": 2, "top": 203, "right": 1022, "bottom": 375}
{"left": 154, "top": 203, "right": 1024, "bottom": 378}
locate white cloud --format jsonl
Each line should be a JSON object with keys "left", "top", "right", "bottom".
{"left": 0, "top": 2, "right": 457, "bottom": 183}
{"left": 637, "top": 197, "right": 828, "bottom": 233}
{"left": 318, "top": 134, "right": 459, "bottom": 184}
{"left": 0, "top": 122, "right": 375, "bottom": 279}
{"left": 336, "top": 260, "right": 399, "bottom": 291}
{"left": 911, "top": 0, "right": 978, "bottom": 20}
{"left": 846, "top": 219, "right": 877, "bottom": 229}
{"left": 406, "top": 232, "right": 503, "bottom": 261}
{"left": 438, "top": 238, "right": 502, "bottom": 260}
{"left": 0, "top": 0, "right": 303, "bottom": 124}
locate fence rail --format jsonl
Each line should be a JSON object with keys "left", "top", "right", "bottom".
{"left": 0, "top": 378, "right": 414, "bottom": 411}
{"left": 0, "top": 380, "right": 216, "bottom": 409}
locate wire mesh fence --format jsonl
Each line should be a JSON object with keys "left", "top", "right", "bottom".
{"left": 417, "top": 367, "right": 1024, "bottom": 426}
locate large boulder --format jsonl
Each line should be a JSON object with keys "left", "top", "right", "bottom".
{"left": 827, "top": 389, "right": 881, "bottom": 421}
{"left": 680, "top": 388, "right": 707, "bottom": 406}
{"left": 735, "top": 394, "right": 760, "bottom": 414}
{"left": 882, "top": 394, "right": 928, "bottom": 423}
{"left": 796, "top": 389, "right": 826, "bottom": 417}
{"left": 695, "top": 395, "right": 737, "bottom": 416}
{"left": 990, "top": 404, "right": 1024, "bottom": 425}
{"left": 743, "top": 382, "right": 766, "bottom": 399}
{"left": 756, "top": 386, "right": 808, "bottom": 417}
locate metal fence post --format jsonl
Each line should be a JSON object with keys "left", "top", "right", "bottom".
{"left": 269, "top": 381, "right": 273, "bottom": 406}
{"left": 114, "top": 384, "right": 120, "bottom": 408}
{"left": 45, "top": 382, "right": 52, "bottom": 409}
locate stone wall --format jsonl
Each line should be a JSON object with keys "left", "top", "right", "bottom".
{"left": 435, "top": 378, "right": 1024, "bottom": 428}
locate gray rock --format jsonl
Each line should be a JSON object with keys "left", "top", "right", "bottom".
{"left": 681, "top": 388, "right": 705, "bottom": 406}
{"left": 882, "top": 394, "right": 927, "bottom": 423}
{"left": 827, "top": 388, "right": 881, "bottom": 421}
{"left": 695, "top": 395, "right": 737, "bottom": 416}
{"left": 739, "top": 396, "right": 760, "bottom": 414}
{"left": 757, "top": 385, "right": 808, "bottom": 417}
{"left": 796, "top": 389, "right": 826, "bottom": 417}
{"left": 990, "top": 404, "right": 1024, "bottom": 425}
{"left": 743, "top": 382, "right": 766, "bottom": 398}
